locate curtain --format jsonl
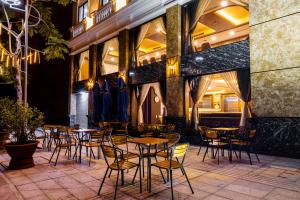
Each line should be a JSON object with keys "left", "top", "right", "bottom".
{"left": 131, "top": 87, "right": 138, "bottom": 126}
{"left": 229, "top": 0, "right": 248, "bottom": 7}
{"left": 221, "top": 71, "right": 251, "bottom": 127}
{"left": 78, "top": 51, "right": 89, "bottom": 80}
{"left": 190, "top": 0, "right": 211, "bottom": 32}
{"left": 151, "top": 82, "right": 167, "bottom": 117}
{"left": 137, "top": 84, "right": 151, "bottom": 124}
{"left": 191, "top": 74, "right": 213, "bottom": 129}
{"left": 237, "top": 69, "right": 251, "bottom": 126}
{"left": 136, "top": 23, "right": 150, "bottom": 50}
{"left": 153, "top": 17, "right": 166, "bottom": 34}
{"left": 101, "top": 40, "right": 112, "bottom": 75}
{"left": 188, "top": 77, "right": 200, "bottom": 127}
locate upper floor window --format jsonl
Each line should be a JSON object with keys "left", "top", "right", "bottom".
{"left": 102, "top": 0, "right": 110, "bottom": 6}
{"left": 116, "top": 0, "right": 127, "bottom": 11}
{"left": 78, "top": 1, "right": 88, "bottom": 23}
{"left": 192, "top": 0, "right": 249, "bottom": 52}
{"left": 136, "top": 17, "right": 166, "bottom": 67}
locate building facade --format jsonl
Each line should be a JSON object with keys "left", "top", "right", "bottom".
{"left": 68, "top": 0, "right": 300, "bottom": 158}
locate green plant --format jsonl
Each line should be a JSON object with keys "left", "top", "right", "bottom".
{"left": 0, "top": 98, "right": 44, "bottom": 144}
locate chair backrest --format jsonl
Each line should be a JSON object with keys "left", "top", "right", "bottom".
{"left": 90, "top": 130, "right": 104, "bottom": 140}
{"left": 249, "top": 129, "right": 256, "bottom": 139}
{"left": 111, "top": 135, "right": 127, "bottom": 146}
{"left": 167, "top": 124, "right": 176, "bottom": 132}
{"left": 164, "top": 133, "right": 181, "bottom": 147}
{"left": 137, "top": 124, "right": 144, "bottom": 132}
{"left": 171, "top": 143, "right": 189, "bottom": 159}
{"left": 206, "top": 130, "right": 218, "bottom": 139}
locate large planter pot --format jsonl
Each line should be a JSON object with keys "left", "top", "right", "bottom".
{"left": 5, "top": 141, "right": 39, "bottom": 170}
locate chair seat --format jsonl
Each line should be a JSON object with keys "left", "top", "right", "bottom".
{"left": 57, "top": 143, "right": 72, "bottom": 148}
{"left": 152, "top": 160, "right": 181, "bottom": 169}
{"left": 209, "top": 141, "right": 228, "bottom": 146}
{"left": 232, "top": 140, "right": 250, "bottom": 146}
{"left": 110, "top": 160, "right": 138, "bottom": 170}
{"left": 85, "top": 142, "right": 101, "bottom": 147}
{"left": 122, "top": 152, "right": 140, "bottom": 160}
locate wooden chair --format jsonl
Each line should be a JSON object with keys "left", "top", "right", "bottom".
{"left": 98, "top": 145, "right": 141, "bottom": 200}
{"left": 202, "top": 129, "right": 228, "bottom": 164}
{"left": 232, "top": 129, "right": 260, "bottom": 165}
{"left": 197, "top": 126, "right": 210, "bottom": 156}
{"left": 85, "top": 130, "right": 105, "bottom": 166}
{"left": 157, "top": 133, "right": 181, "bottom": 159}
{"left": 151, "top": 143, "right": 194, "bottom": 200}
{"left": 49, "top": 128, "right": 72, "bottom": 166}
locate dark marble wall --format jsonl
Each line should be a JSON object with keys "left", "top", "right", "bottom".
{"left": 129, "top": 61, "right": 166, "bottom": 85}
{"left": 181, "top": 40, "right": 250, "bottom": 76}
{"left": 252, "top": 117, "right": 300, "bottom": 158}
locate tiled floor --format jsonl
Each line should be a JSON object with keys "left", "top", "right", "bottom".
{"left": 0, "top": 144, "right": 300, "bottom": 200}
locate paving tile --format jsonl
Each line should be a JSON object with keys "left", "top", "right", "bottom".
{"left": 264, "top": 188, "right": 300, "bottom": 200}
{"left": 71, "top": 172, "right": 96, "bottom": 183}
{"left": 10, "top": 176, "right": 32, "bottom": 186}
{"left": 19, "top": 189, "right": 44, "bottom": 199}
{"left": 225, "top": 180, "right": 274, "bottom": 198}
{"left": 215, "top": 188, "right": 260, "bottom": 200}
{"left": 53, "top": 176, "right": 84, "bottom": 189}
{"left": 203, "top": 194, "right": 230, "bottom": 200}
{"left": 17, "top": 183, "right": 39, "bottom": 191}
{"left": 67, "top": 187, "right": 96, "bottom": 200}
{"left": 36, "top": 179, "right": 63, "bottom": 190}
{"left": 43, "top": 189, "right": 74, "bottom": 200}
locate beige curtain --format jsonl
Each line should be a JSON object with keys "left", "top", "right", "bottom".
{"left": 131, "top": 88, "right": 138, "bottom": 126}
{"left": 153, "top": 17, "right": 166, "bottom": 34}
{"left": 190, "top": 0, "right": 211, "bottom": 31}
{"left": 137, "top": 84, "right": 151, "bottom": 124}
{"left": 151, "top": 82, "right": 167, "bottom": 117}
{"left": 192, "top": 74, "right": 213, "bottom": 128}
{"left": 101, "top": 40, "right": 112, "bottom": 75}
{"left": 229, "top": 0, "right": 249, "bottom": 7}
{"left": 136, "top": 23, "right": 150, "bottom": 50}
{"left": 79, "top": 51, "right": 89, "bottom": 80}
{"left": 221, "top": 71, "right": 251, "bottom": 126}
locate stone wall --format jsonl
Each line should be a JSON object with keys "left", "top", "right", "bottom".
{"left": 250, "top": 0, "right": 300, "bottom": 158}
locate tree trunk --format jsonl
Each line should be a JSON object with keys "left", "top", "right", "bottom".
{"left": 14, "top": 56, "right": 22, "bottom": 102}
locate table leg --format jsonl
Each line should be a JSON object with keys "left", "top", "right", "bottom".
{"left": 147, "top": 146, "right": 151, "bottom": 192}
{"left": 228, "top": 133, "right": 232, "bottom": 162}
{"left": 79, "top": 141, "right": 82, "bottom": 163}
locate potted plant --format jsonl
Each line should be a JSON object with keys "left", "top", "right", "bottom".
{"left": 0, "top": 98, "right": 44, "bottom": 169}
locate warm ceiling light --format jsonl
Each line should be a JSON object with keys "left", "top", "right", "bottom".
{"left": 145, "top": 55, "right": 149, "bottom": 60}
{"left": 110, "top": 57, "right": 115, "bottom": 61}
{"left": 156, "top": 52, "right": 160, "bottom": 56}
{"left": 109, "top": 47, "right": 114, "bottom": 51}
{"left": 194, "top": 41, "right": 198, "bottom": 46}
{"left": 156, "top": 28, "right": 160, "bottom": 33}
{"left": 229, "top": 30, "right": 235, "bottom": 36}
{"left": 220, "top": 1, "right": 228, "bottom": 7}
{"left": 211, "top": 35, "right": 217, "bottom": 41}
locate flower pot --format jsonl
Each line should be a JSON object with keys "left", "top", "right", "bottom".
{"left": 5, "top": 141, "right": 39, "bottom": 170}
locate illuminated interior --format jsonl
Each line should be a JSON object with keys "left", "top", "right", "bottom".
{"left": 192, "top": 0, "right": 249, "bottom": 51}
{"left": 102, "top": 38, "right": 119, "bottom": 75}
{"left": 189, "top": 74, "right": 241, "bottom": 116}
{"left": 137, "top": 18, "right": 167, "bottom": 67}
{"left": 78, "top": 50, "right": 89, "bottom": 81}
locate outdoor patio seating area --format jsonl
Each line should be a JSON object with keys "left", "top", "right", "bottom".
{"left": 1, "top": 142, "right": 300, "bottom": 200}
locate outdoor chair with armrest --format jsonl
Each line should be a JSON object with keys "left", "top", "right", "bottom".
{"left": 84, "top": 130, "right": 105, "bottom": 166}
{"left": 98, "top": 145, "right": 141, "bottom": 200}
{"left": 151, "top": 143, "right": 194, "bottom": 200}
{"left": 197, "top": 126, "right": 210, "bottom": 156}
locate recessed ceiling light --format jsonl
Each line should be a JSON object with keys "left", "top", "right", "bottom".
{"left": 109, "top": 47, "right": 114, "bottom": 51}
{"left": 156, "top": 52, "right": 160, "bottom": 56}
{"left": 229, "top": 30, "right": 235, "bottom": 36}
{"left": 156, "top": 28, "right": 160, "bottom": 32}
{"left": 211, "top": 35, "right": 217, "bottom": 41}
{"left": 145, "top": 56, "right": 149, "bottom": 60}
{"left": 194, "top": 41, "right": 198, "bottom": 46}
{"left": 220, "top": 0, "right": 228, "bottom": 7}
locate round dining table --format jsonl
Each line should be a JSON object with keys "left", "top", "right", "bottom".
{"left": 128, "top": 137, "right": 169, "bottom": 192}
{"left": 208, "top": 127, "right": 239, "bottom": 162}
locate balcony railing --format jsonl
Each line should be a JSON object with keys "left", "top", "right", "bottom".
{"left": 71, "top": 1, "right": 128, "bottom": 38}
{"left": 95, "top": 1, "right": 114, "bottom": 24}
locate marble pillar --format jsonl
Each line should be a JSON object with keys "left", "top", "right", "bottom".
{"left": 250, "top": 0, "right": 300, "bottom": 158}
{"left": 165, "top": 4, "right": 185, "bottom": 130}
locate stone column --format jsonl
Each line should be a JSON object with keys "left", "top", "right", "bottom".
{"left": 118, "top": 29, "right": 131, "bottom": 122}
{"left": 165, "top": 4, "right": 185, "bottom": 131}
{"left": 250, "top": 0, "right": 300, "bottom": 157}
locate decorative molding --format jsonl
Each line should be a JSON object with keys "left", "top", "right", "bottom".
{"left": 69, "top": 0, "right": 192, "bottom": 55}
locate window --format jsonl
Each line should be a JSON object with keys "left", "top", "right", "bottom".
{"left": 223, "top": 95, "right": 241, "bottom": 112}
{"left": 116, "top": 0, "right": 127, "bottom": 11}
{"left": 192, "top": 0, "right": 249, "bottom": 52}
{"left": 102, "top": 38, "right": 119, "bottom": 75}
{"left": 78, "top": 2, "right": 88, "bottom": 22}
{"left": 136, "top": 17, "right": 166, "bottom": 67}
{"left": 78, "top": 50, "right": 89, "bottom": 81}
{"left": 102, "top": 0, "right": 109, "bottom": 6}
